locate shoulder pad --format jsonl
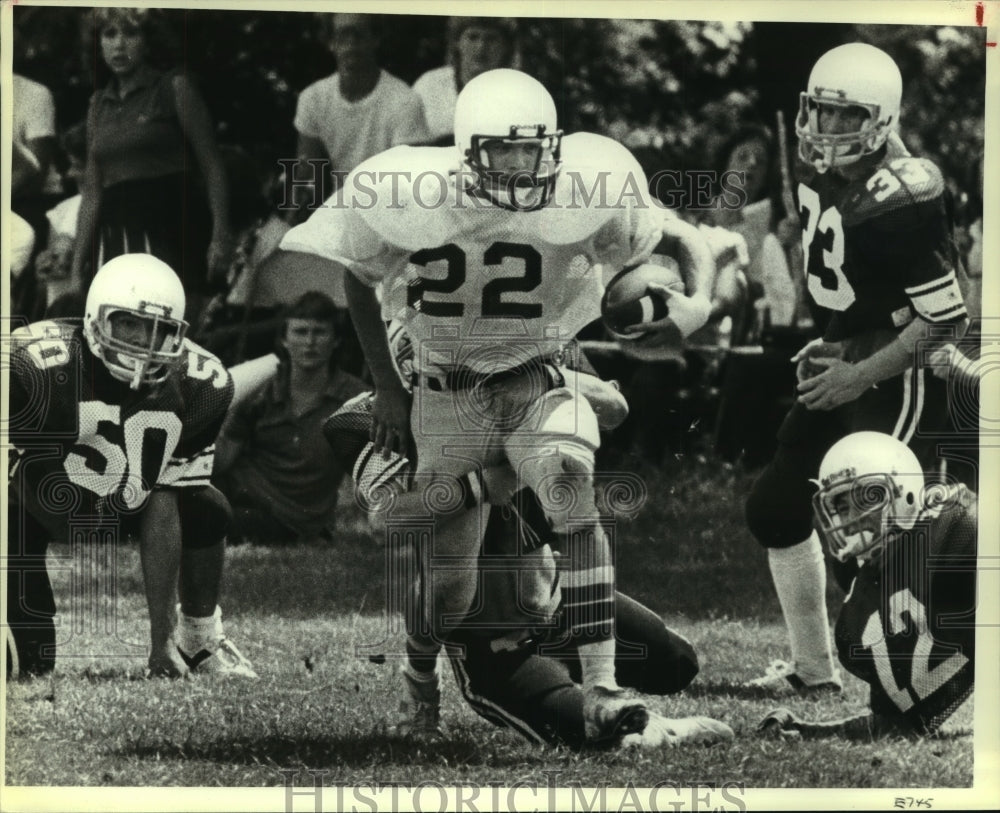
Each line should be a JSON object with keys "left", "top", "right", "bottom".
{"left": 842, "top": 156, "right": 945, "bottom": 227}
{"left": 349, "top": 145, "right": 461, "bottom": 250}
{"left": 10, "top": 318, "right": 79, "bottom": 345}
{"left": 541, "top": 132, "right": 654, "bottom": 244}
{"left": 9, "top": 319, "right": 83, "bottom": 383}
{"left": 179, "top": 338, "right": 232, "bottom": 393}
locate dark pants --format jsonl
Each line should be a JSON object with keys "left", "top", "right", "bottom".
{"left": 746, "top": 365, "right": 950, "bottom": 551}
{"left": 6, "top": 503, "right": 57, "bottom": 677}
{"left": 95, "top": 173, "right": 214, "bottom": 318}
{"left": 6, "top": 481, "right": 232, "bottom": 678}
{"left": 447, "top": 592, "right": 699, "bottom": 749}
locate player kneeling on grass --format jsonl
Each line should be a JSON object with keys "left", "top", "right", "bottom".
{"left": 6, "top": 254, "right": 256, "bottom": 680}
{"left": 323, "top": 369, "right": 733, "bottom": 749}
{"left": 759, "top": 431, "right": 975, "bottom": 740}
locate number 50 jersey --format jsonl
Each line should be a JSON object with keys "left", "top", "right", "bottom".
{"left": 797, "top": 133, "right": 967, "bottom": 346}
{"left": 7, "top": 319, "right": 234, "bottom": 538}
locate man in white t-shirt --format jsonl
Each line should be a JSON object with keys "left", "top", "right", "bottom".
{"left": 412, "top": 17, "right": 515, "bottom": 145}
{"left": 12, "top": 73, "right": 59, "bottom": 200}
{"left": 291, "top": 13, "right": 429, "bottom": 222}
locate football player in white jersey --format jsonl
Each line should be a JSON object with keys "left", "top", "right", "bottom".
{"left": 281, "top": 68, "right": 714, "bottom": 740}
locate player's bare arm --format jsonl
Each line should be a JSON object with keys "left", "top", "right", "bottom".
{"left": 344, "top": 271, "right": 411, "bottom": 458}
{"left": 138, "top": 490, "right": 188, "bottom": 678}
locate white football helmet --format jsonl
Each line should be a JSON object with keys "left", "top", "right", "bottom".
{"left": 83, "top": 254, "right": 188, "bottom": 389}
{"left": 813, "top": 431, "right": 924, "bottom": 562}
{"left": 454, "top": 68, "right": 562, "bottom": 211}
{"left": 796, "top": 43, "right": 902, "bottom": 173}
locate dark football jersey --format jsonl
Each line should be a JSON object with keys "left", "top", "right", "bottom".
{"left": 8, "top": 319, "right": 234, "bottom": 535}
{"left": 835, "top": 486, "right": 976, "bottom": 734}
{"left": 797, "top": 137, "right": 967, "bottom": 348}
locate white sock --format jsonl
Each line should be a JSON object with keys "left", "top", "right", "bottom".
{"left": 577, "top": 638, "right": 618, "bottom": 693}
{"left": 178, "top": 605, "right": 222, "bottom": 655}
{"left": 767, "top": 533, "right": 839, "bottom": 685}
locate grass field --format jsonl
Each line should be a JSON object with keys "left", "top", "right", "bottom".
{"left": 4, "top": 455, "right": 974, "bottom": 792}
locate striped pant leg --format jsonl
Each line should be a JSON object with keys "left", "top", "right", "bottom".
{"left": 447, "top": 637, "right": 587, "bottom": 749}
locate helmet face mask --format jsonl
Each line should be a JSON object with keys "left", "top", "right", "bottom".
{"left": 83, "top": 254, "right": 189, "bottom": 390}
{"left": 795, "top": 43, "right": 902, "bottom": 174}
{"left": 466, "top": 126, "right": 562, "bottom": 211}
{"left": 95, "top": 305, "right": 187, "bottom": 389}
{"left": 454, "top": 69, "right": 563, "bottom": 212}
{"left": 797, "top": 95, "right": 881, "bottom": 171}
{"left": 813, "top": 474, "right": 896, "bottom": 562}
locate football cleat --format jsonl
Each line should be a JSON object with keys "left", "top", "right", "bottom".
{"left": 388, "top": 667, "right": 444, "bottom": 738}
{"left": 757, "top": 707, "right": 802, "bottom": 738}
{"left": 622, "top": 711, "right": 735, "bottom": 748}
{"left": 178, "top": 636, "right": 258, "bottom": 679}
{"left": 583, "top": 684, "right": 649, "bottom": 743}
{"left": 744, "top": 659, "right": 842, "bottom": 696}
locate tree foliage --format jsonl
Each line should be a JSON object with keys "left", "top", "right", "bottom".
{"left": 11, "top": 7, "right": 985, "bottom": 208}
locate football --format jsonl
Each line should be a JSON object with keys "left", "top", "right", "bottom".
{"left": 601, "top": 258, "right": 686, "bottom": 339}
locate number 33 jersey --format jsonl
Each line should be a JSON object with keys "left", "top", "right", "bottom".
{"left": 7, "top": 319, "right": 234, "bottom": 533}
{"left": 281, "top": 133, "right": 664, "bottom": 374}
{"left": 796, "top": 133, "right": 967, "bottom": 344}
{"left": 835, "top": 486, "right": 977, "bottom": 734}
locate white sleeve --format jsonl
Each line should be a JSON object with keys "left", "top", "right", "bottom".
{"left": 293, "top": 83, "right": 319, "bottom": 138}
{"left": 279, "top": 199, "right": 394, "bottom": 287}
{"left": 24, "top": 83, "right": 57, "bottom": 141}
{"left": 393, "top": 91, "right": 431, "bottom": 146}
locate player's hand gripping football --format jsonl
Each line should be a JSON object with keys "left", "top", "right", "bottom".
{"left": 644, "top": 282, "right": 712, "bottom": 340}
{"left": 371, "top": 379, "right": 412, "bottom": 460}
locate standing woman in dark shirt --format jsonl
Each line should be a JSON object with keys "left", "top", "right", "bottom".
{"left": 71, "top": 8, "right": 232, "bottom": 322}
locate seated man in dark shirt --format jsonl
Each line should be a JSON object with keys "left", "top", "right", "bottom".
{"left": 213, "top": 291, "right": 366, "bottom": 543}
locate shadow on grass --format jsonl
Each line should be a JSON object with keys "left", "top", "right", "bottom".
{"left": 682, "top": 680, "right": 846, "bottom": 701}
{"left": 114, "top": 731, "right": 535, "bottom": 771}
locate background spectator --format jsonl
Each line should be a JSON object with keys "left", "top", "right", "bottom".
{"left": 70, "top": 7, "right": 233, "bottom": 323}
{"left": 22, "top": 121, "right": 89, "bottom": 321}
{"left": 213, "top": 292, "right": 367, "bottom": 544}
{"left": 960, "top": 152, "right": 983, "bottom": 323}
{"left": 196, "top": 148, "right": 291, "bottom": 364}
{"left": 707, "top": 125, "right": 803, "bottom": 339}
{"left": 412, "top": 17, "right": 515, "bottom": 144}
{"left": 11, "top": 72, "right": 59, "bottom": 207}
{"left": 10, "top": 69, "right": 61, "bottom": 321}
{"left": 290, "top": 13, "right": 429, "bottom": 221}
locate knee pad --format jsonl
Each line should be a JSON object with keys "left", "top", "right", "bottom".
{"left": 512, "top": 450, "right": 598, "bottom": 535}
{"left": 178, "top": 486, "right": 232, "bottom": 549}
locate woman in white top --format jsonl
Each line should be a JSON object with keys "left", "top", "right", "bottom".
{"left": 412, "top": 17, "right": 515, "bottom": 144}
{"left": 709, "top": 125, "right": 802, "bottom": 335}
